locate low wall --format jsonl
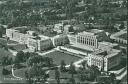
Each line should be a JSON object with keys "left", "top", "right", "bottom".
{"left": 59, "top": 46, "right": 87, "bottom": 56}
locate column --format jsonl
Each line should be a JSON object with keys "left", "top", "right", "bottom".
{"left": 82, "top": 37, "right": 84, "bottom": 44}
{"left": 83, "top": 37, "right": 85, "bottom": 44}
{"left": 88, "top": 38, "right": 90, "bottom": 46}
{"left": 90, "top": 39, "right": 92, "bottom": 46}
{"left": 95, "top": 39, "right": 98, "bottom": 48}
{"left": 85, "top": 37, "right": 87, "bottom": 45}
{"left": 79, "top": 36, "right": 81, "bottom": 43}
{"left": 86, "top": 37, "right": 88, "bottom": 45}
{"left": 89, "top": 39, "right": 91, "bottom": 46}
{"left": 84, "top": 37, "right": 86, "bottom": 44}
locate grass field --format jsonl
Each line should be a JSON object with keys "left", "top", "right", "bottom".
{"left": 0, "top": 66, "right": 27, "bottom": 83}
{"left": 44, "top": 51, "right": 81, "bottom": 65}
{"left": 0, "top": 48, "right": 14, "bottom": 60}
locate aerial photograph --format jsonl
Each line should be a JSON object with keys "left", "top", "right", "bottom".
{"left": 0, "top": 0, "right": 127, "bottom": 84}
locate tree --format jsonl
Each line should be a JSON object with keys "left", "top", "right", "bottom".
{"left": 55, "top": 68, "right": 60, "bottom": 84}
{"left": 69, "top": 77, "right": 76, "bottom": 84}
{"left": 24, "top": 52, "right": 30, "bottom": 61}
{"left": 69, "top": 62, "right": 76, "bottom": 78}
{"left": 0, "top": 31, "right": 2, "bottom": 38}
{"left": 90, "top": 65, "right": 101, "bottom": 80}
{"left": 2, "top": 68, "right": 11, "bottom": 75}
{"left": 27, "top": 64, "right": 46, "bottom": 83}
{"left": 81, "top": 60, "right": 87, "bottom": 69}
{"left": 78, "top": 67, "right": 87, "bottom": 81}
{"left": 109, "top": 73, "right": 116, "bottom": 84}
{"left": 26, "top": 55, "right": 53, "bottom": 67}
{"left": 0, "top": 26, "right": 4, "bottom": 38}
{"left": 119, "top": 22, "right": 124, "bottom": 30}
{"left": 60, "top": 60, "right": 66, "bottom": 72}
{"left": 14, "top": 51, "right": 24, "bottom": 64}
{"left": 44, "top": 57, "right": 53, "bottom": 67}
{"left": 1, "top": 56, "right": 9, "bottom": 67}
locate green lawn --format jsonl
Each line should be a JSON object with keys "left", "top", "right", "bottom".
{"left": 44, "top": 51, "right": 81, "bottom": 65}
{"left": 0, "top": 48, "right": 14, "bottom": 60}
{"left": 8, "top": 44, "right": 27, "bottom": 51}
{"left": 0, "top": 66, "right": 27, "bottom": 83}
{"left": 8, "top": 40, "right": 19, "bottom": 44}
{"left": 14, "top": 67, "right": 28, "bottom": 78}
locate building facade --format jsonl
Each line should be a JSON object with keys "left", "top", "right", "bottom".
{"left": 71, "top": 29, "right": 110, "bottom": 49}
{"left": 51, "top": 35, "right": 69, "bottom": 47}
{"left": 39, "top": 39, "right": 53, "bottom": 51}
{"left": 87, "top": 48, "right": 121, "bottom": 71}
{"left": 6, "top": 28, "right": 32, "bottom": 44}
{"left": 27, "top": 36, "right": 53, "bottom": 51}
{"left": 67, "top": 35, "right": 77, "bottom": 44}
{"left": 110, "top": 30, "right": 127, "bottom": 44}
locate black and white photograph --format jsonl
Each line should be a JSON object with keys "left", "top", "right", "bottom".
{"left": 0, "top": 0, "right": 127, "bottom": 84}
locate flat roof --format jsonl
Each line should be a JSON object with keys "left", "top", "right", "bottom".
{"left": 93, "top": 49, "right": 121, "bottom": 58}
{"left": 78, "top": 29, "right": 104, "bottom": 36}
{"left": 88, "top": 29, "right": 104, "bottom": 34}
{"left": 65, "top": 45, "right": 93, "bottom": 53}
{"left": 99, "top": 41, "right": 118, "bottom": 47}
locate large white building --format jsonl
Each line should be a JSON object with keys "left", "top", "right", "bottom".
{"left": 68, "top": 29, "right": 110, "bottom": 51}
{"left": 6, "top": 27, "right": 70, "bottom": 52}
{"left": 27, "top": 36, "right": 53, "bottom": 52}
{"left": 51, "top": 34, "right": 69, "bottom": 47}
{"left": 76, "top": 29, "right": 110, "bottom": 48}
{"left": 6, "top": 27, "right": 33, "bottom": 44}
{"left": 87, "top": 47, "right": 121, "bottom": 71}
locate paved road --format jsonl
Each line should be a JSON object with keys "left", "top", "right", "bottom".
{"left": 11, "top": 64, "right": 23, "bottom": 79}
{"left": 37, "top": 48, "right": 56, "bottom": 56}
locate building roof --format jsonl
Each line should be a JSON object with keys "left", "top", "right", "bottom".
{"left": 65, "top": 45, "right": 93, "bottom": 53}
{"left": 13, "top": 26, "right": 28, "bottom": 30}
{"left": 27, "top": 30, "right": 35, "bottom": 34}
{"left": 111, "top": 30, "right": 127, "bottom": 41}
{"left": 106, "top": 49, "right": 121, "bottom": 58}
{"left": 92, "top": 48, "right": 121, "bottom": 58}
{"left": 78, "top": 29, "right": 104, "bottom": 36}
{"left": 64, "top": 25, "right": 72, "bottom": 28}
{"left": 89, "top": 29, "right": 104, "bottom": 34}
{"left": 99, "top": 41, "right": 118, "bottom": 48}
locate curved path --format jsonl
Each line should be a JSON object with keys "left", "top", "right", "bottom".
{"left": 11, "top": 64, "right": 23, "bottom": 79}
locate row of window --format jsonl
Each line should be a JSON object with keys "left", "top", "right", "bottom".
{"left": 90, "top": 57, "right": 103, "bottom": 66}
{"left": 77, "top": 36, "right": 97, "bottom": 46}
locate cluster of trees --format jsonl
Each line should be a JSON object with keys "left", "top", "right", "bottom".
{"left": 26, "top": 55, "right": 53, "bottom": 67}
{"left": 0, "top": 25, "right": 6, "bottom": 37}
{"left": 25, "top": 63, "right": 49, "bottom": 84}
{"left": 1, "top": 55, "right": 12, "bottom": 66}
{"left": 0, "top": 0, "right": 126, "bottom": 29}
{"left": 23, "top": 53, "right": 54, "bottom": 83}
{"left": 97, "top": 72, "right": 117, "bottom": 84}
{"left": 14, "top": 51, "right": 31, "bottom": 64}
{"left": 13, "top": 51, "right": 54, "bottom": 68}
{"left": 55, "top": 61, "right": 77, "bottom": 84}
{"left": 58, "top": 60, "right": 102, "bottom": 83}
